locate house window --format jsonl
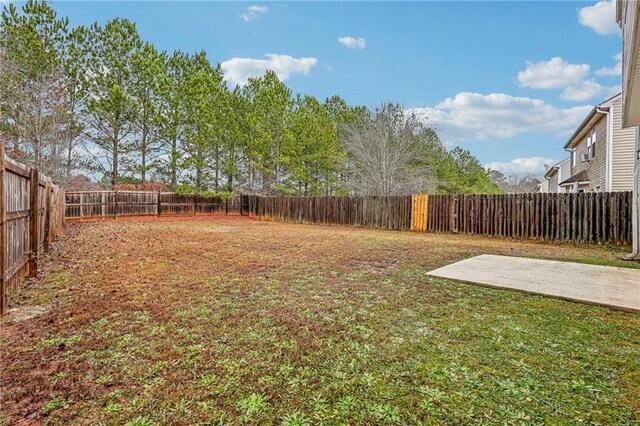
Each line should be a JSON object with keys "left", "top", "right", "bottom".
{"left": 572, "top": 149, "right": 576, "bottom": 167}
{"left": 587, "top": 129, "right": 596, "bottom": 159}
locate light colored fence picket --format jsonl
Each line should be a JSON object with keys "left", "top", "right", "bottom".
{"left": 65, "top": 191, "right": 242, "bottom": 219}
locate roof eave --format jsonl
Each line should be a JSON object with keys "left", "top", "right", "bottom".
{"left": 563, "top": 107, "right": 601, "bottom": 149}
{"left": 562, "top": 92, "right": 621, "bottom": 150}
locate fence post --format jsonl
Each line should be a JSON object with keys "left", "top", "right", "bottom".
{"left": 424, "top": 195, "right": 429, "bottom": 232}
{"left": 44, "top": 179, "right": 52, "bottom": 252}
{"left": 157, "top": 190, "right": 161, "bottom": 217}
{"left": 450, "top": 195, "right": 458, "bottom": 233}
{"left": 114, "top": 190, "right": 118, "bottom": 220}
{"left": 0, "top": 144, "right": 6, "bottom": 314}
{"left": 28, "top": 168, "right": 39, "bottom": 278}
{"left": 193, "top": 195, "right": 198, "bottom": 216}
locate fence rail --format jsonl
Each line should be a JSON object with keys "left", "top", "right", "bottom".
{"left": 65, "top": 191, "right": 243, "bottom": 219}
{"left": 1, "top": 146, "right": 64, "bottom": 314}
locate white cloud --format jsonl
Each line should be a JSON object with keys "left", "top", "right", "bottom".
{"left": 595, "top": 52, "right": 622, "bottom": 76}
{"left": 221, "top": 54, "right": 318, "bottom": 86}
{"left": 518, "top": 57, "right": 590, "bottom": 89}
{"left": 242, "top": 5, "right": 268, "bottom": 22}
{"left": 486, "top": 157, "right": 557, "bottom": 176}
{"left": 578, "top": 0, "right": 620, "bottom": 35}
{"left": 337, "top": 36, "right": 366, "bottom": 49}
{"left": 407, "top": 92, "right": 593, "bottom": 142}
{"left": 560, "top": 79, "right": 620, "bottom": 101}
{"left": 517, "top": 56, "right": 620, "bottom": 101}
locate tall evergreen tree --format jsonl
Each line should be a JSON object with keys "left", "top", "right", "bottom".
{"left": 130, "top": 41, "right": 165, "bottom": 182}
{"left": 83, "top": 18, "right": 142, "bottom": 188}
{"left": 60, "top": 25, "right": 90, "bottom": 181}
{"left": 182, "top": 52, "right": 223, "bottom": 191}
{"left": 242, "top": 70, "right": 293, "bottom": 193}
{"left": 155, "top": 50, "right": 189, "bottom": 188}
{"left": 288, "top": 95, "right": 340, "bottom": 195}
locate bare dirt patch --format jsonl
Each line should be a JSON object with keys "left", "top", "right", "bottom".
{"left": 2, "top": 305, "right": 50, "bottom": 323}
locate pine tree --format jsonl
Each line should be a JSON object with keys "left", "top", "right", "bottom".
{"left": 130, "top": 41, "right": 165, "bottom": 183}
{"left": 83, "top": 18, "right": 142, "bottom": 188}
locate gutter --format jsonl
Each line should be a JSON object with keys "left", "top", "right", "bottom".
{"left": 564, "top": 145, "right": 575, "bottom": 170}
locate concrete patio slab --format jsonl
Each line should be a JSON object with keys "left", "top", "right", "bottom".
{"left": 428, "top": 255, "right": 640, "bottom": 312}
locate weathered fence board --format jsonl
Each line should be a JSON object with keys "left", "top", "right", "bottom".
{"left": 65, "top": 191, "right": 242, "bottom": 220}
{"left": 63, "top": 189, "right": 634, "bottom": 247}
{"left": 247, "top": 192, "right": 633, "bottom": 245}
{"left": 1, "top": 148, "right": 64, "bottom": 314}
{"left": 423, "top": 192, "right": 633, "bottom": 245}
{"left": 247, "top": 195, "right": 412, "bottom": 231}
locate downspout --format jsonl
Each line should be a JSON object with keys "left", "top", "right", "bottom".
{"left": 624, "top": 127, "right": 640, "bottom": 260}
{"left": 563, "top": 147, "right": 576, "bottom": 193}
{"left": 596, "top": 107, "right": 612, "bottom": 192}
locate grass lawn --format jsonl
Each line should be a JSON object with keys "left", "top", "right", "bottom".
{"left": 1, "top": 216, "right": 639, "bottom": 425}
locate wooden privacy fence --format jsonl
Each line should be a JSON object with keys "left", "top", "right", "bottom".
{"left": 1, "top": 146, "right": 65, "bottom": 314}
{"left": 65, "top": 191, "right": 243, "bottom": 219}
{"left": 61, "top": 191, "right": 634, "bottom": 244}
{"left": 423, "top": 192, "right": 634, "bottom": 245}
{"left": 247, "top": 195, "right": 413, "bottom": 230}
{"left": 247, "top": 192, "right": 633, "bottom": 245}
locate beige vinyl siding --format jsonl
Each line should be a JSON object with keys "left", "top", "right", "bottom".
{"left": 611, "top": 98, "right": 637, "bottom": 191}
{"left": 559, "top": 158, "right": 571, "bottom": 187}
{"left": 570, "top": 115, "right": 607, "bottom": 190}
{"left": 548, "top": 172, "right": 559, "bottom": 193}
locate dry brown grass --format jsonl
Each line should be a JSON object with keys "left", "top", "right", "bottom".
{"left": 1, "top": 216, "right": 638, "bottom": 425}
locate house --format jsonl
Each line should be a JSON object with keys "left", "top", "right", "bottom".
{"left": 540, "top": 158, "right": 571, "bottom": 193}
{"left": 617, "top": 0, "right": 640, "bottom": 128}
{"left": 617, "top": 0, "right": 640, "bottom": 257}
{"left": 560, "top": 93, "right": 637, "bottom": 193}
{"left": 536, "top": 180, "right": 549, "bottom": 193}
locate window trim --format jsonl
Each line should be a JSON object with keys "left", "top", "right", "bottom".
{"left": 587, "top": 129, "right": 597, "bottom": 159}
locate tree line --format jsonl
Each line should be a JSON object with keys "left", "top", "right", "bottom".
{"left": 0, "top": 0, "right": 500, "bottom": 195}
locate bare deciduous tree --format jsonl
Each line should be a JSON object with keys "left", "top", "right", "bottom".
{"left": 341, "top": 103, "right": 439, "bottom": 195}
{"left": 0, "top": 1, "right": 74, "bottom": 181}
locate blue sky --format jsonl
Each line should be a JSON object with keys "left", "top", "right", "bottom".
{"left": 48, "top": 0, "right": 623, "bottom": 176}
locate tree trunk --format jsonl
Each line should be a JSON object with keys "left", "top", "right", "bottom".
{"left": 170, "top": 135, "right": 178, "bottom": 188}
{"left": 112, "top": 127, "right": 119, "bottom": 189}
{"left": 227, "top": 173, "right": 233, "bottom": 192}
{"left": 214, "top": 143, "right": 220, "bottom": 191}
{"left": 141, "top": 124, "right": 147, "bottom": 183}
{"left": 112, "top": 144, "right": 118, "bottom": 189}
